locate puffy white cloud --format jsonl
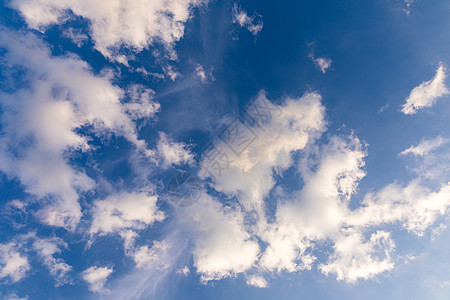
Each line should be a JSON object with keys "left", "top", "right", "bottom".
{"left": 319, "top": 231, "right": 395, "bottom": 283}
{"left": 232, "top": 4, "right": 263, "bottom": 36}
{"left": 181, "top": 194, "right": 260, "bottom": 282}
{"left": 9, "top": 0, "right": 208, "bottom": 60}
{"left": 401, "top": 64, "right": 450, "bottom": 114}
{"left": 82, "top": 266, "right": 114, "bottom": 294}
{"left": 400, "top": 136, "right": 449, "bottom": 157}
{"left": 260, "top": 136, "right": 368, "bottom": 276}
{"left": 0, "top": 29, "right": 158, "bottom": 229}
{"left": 90, "top": 191, "right": 165, "bottom": 236}
{"left": 0, "top": 243, "right": 30, "bottom": 283}
{"left": 199, "top": 91, "right": 326, "bottom": 216}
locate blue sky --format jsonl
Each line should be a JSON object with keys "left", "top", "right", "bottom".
{"left": 1, "top": 0, "right": 450, "bottom": 299}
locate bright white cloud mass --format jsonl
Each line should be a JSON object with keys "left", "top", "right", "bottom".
{"left": 1, "top": 1, "right": 450, "bottom": 299}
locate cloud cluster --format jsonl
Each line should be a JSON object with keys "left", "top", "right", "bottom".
{"left": 9, "top": 0, "right": 208, "bottom": 60}
{"left": 0, "top": 28, "right": 161, "bottom": 230}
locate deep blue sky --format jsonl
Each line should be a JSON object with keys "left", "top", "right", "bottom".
{"left": 1, "top": 0, "right": 450, "bottom": 299}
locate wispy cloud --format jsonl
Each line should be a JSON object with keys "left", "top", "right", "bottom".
{"left": 232, "top": 4, "right": 263, "bottom": 36}
{"left": 401, "top": 63, "right": 450, "bottom": 114}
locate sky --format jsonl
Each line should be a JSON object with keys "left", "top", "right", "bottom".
{"left": 0, "top": 0, "right": 450, "bottom": 299}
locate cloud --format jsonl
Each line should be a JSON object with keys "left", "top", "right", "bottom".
{"left": 232, "top": 4, "right": 263, "bottom": 36}
{"left": 199, "top": 90, "right": 326, "bottom": 216}
{"left": 404, "top": 0, "right": 415, "bottom": 16}
{"left": 0, "top": 28, "right": 158, "bottom": 229}
{"left": 400, "top": 136, "right": 449, "bottom": 157}
{"left": 133, "top": 240, "right": 170, "bottom": 269}
{"left": 156, "top": 132, "right": 194, "bottom": 168}
{"left": 401, "top": 64, "right": 450, "bottom": 114}
{"left": 246, "top": 275, "right": 268, "bottom": 288}
{"left": 30, "top": 235, "right": 72, "bottom": 286}
{"left": 319, "top": 231, "right": 395, "bottom": 283}
{"left": 181, "top": 194, "right": 260, "bottom": 282}
{"left": 195, "top": 64, "right": 214, "bottom": 83}
{"left": 311, "top": 56, "right": 333, "bottom": 74}
{"left": 82, "top": 266, "right": 114, "bottom": 294}
{"left": 9, "top": 0, "right": 208, "bottom": 60}
{"left": 89, "top": 191, "right": 165, "bottom": 236}
{"left": 0, "top": 243, "right": 30, "bottom": 283}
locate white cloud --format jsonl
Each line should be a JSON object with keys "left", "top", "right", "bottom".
{"left": 9, "top": 0, "right": 208, "bottom": 60}
{"left": 199, "top": 91, "right": 326, "bottom": 216}
{"left": 133, "top": 240, "right": 170, "bottom": 269}
{"left": 0, "top": 243, "right": 30, "bottom": 283}
{"left": 30, "top": 235, "right": 72, "bottom": 286}
{"left": 401, "top": 64, "right": 450, "bottom": 114}
{"left": 349, "top": 181, "right": 450, "bottom": 237}
{"left": 157, "top": 132, "right": 194, "bottom": 168}
{"left": 82, "top": 266, "right": 114, "bottom": 294}
{"left": 311, "top": 56, "right": 333, "bottom": 74}
{"left": 246, "top": 275, "right": 267, "bottom": 288}
{"left": 400, "top": 136, "right": 449, "bottom": 157}
{"left": 90, "top": 191, "right": 165, "bottom": 236}
{"left": 0, "top": 29, "right": 158, "bottom": 229}
{"left": 181, "top": 194, "right": 260, "bottom": 282}
{"left": 319, "top": 231, "right": 395, "bottom": 283}
{"left": 176, "top": 266, "right": 190, "bottom": 276}
{"left": 232, "top": 4, "right": 263, "bottom": 36}
{"left": 195, "top": 64, "right": 214, "bottom": 83}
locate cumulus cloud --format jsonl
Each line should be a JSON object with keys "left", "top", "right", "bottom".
{"left": 90, "top": 191, "right": 165, "bottom": 236}
{"left": 401, "top": 64, "right": 450, "bottom": 114}
{"left": 0, "top": 28, "right": 158, "bottom": 229}
{"left": 400, "top": 136, "right": 449, "bottom": 157}
{"left": 181, "top": 194, "right": 260, "bottom": 282}
{"left": 0, "top": 243, "right": 30, "bottom": 283}
{"left": 9, "top": 0, "right": 208, "bottom": 60}
{"left": 232, "top": 4, "right": 263, "bottom": 36}
{"left": 82, "top": 266, "right": 114, "bottom": 294}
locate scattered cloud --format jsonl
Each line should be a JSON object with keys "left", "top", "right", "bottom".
{"left": 401, "top": 64, "right": 450, "bottom": 114}
{"left": 0, "top": 28, "right": 158, "bottom": 230}
{"left": 0, "top": 243, "right": 30, "bottom": 283}
{"left": 9, "top": 0, "right": 208, "bottom": 60}
{"left": 82, "top": 266, "right": 114, "bottom": 294}
{"left": 89, "top": 191, "right": 165, "bottom": 237}
{"left": 232, "top": 4, "right": 263, "bottom": 36}
{"left": 400, "top": 136, "right": 449, "bottom": 157}
{"left": 156, "top": 133, "right": 194, "bottom": 168}
{"left": 30, "top": 235, "right": 72, "bottom": 286}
